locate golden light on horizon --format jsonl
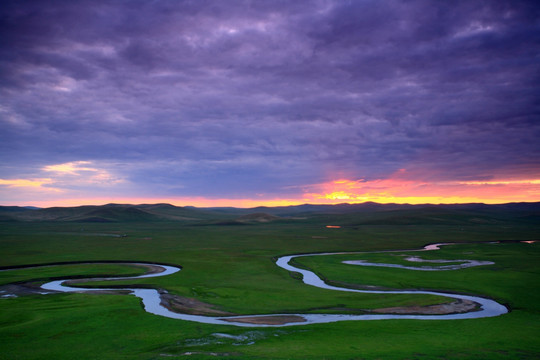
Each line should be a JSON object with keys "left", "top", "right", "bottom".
{"left": 2, "top": 171, "right": 540, "bottom": 208}
{"left": 303, "top": 176, "right": 540, "bottom": 205}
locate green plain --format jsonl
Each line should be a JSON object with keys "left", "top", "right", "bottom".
{"left": 0, "top": 218, "right": 539, "bottom": 359}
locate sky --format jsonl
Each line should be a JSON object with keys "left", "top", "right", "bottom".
{"left": 1, "top": 0, "right": 539, "bottom": 208}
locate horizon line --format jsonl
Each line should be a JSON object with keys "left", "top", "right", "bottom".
{"left": 2, "top": 199, "right": 539, "bottom": 210}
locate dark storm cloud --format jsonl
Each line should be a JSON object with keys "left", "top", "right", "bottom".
{"left": 1, "top": 0, "right": 539, "bottom": 199}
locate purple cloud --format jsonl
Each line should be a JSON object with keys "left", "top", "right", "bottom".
{"left": 1, "top": 0, "right": 539, "bottom": 202}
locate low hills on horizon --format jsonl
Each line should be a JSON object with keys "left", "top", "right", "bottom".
{"left": 1, "top": 201, "right": 539, "bottom": 226}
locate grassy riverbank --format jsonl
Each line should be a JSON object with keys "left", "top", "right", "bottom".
{"left": 0, "top": 205, "right": 539, "bottom": 359}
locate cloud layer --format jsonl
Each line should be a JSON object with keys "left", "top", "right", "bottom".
{"left": 1, "top": 0, "right": 539, "bottom": 205}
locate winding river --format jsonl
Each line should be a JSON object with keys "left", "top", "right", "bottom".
{"left": 11, "top": 243, "right": 509, "bottom": 327}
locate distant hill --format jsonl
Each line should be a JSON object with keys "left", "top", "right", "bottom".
{"left": 236, "top": 212, "right": 281, "bottom": 223}
{"left": 207, "top": 202, "right": 415, "bottom": 217}
{"left": 0, "top": 206, "right": 35, "bottom": 213}
{"left": 0, "top": 202, "right": 539, "bottom": 225}
{"left": 0, "top": 203, "right": 231, "bottom": 223}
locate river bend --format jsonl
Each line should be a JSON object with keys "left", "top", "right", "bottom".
{"left": 24, "top": 243, "right": 508, "bottom": 326}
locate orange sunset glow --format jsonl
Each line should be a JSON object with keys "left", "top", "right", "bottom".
{"left": 3, "top": 172, "right": 540, "bottom": 208}
{"left": 303, "top": 176, "right": 540, "bottom": 205}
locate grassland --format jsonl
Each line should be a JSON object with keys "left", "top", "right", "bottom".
{"left": 0, "top": 203, "right": 539, "bottom": 359}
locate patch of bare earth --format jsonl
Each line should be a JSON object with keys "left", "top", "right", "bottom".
{"left": 132, "top": 263, "right": 166, "bottom": 274}
{"left": 160, "top": 292, "right": 235, "bottom": 316}
{"left": 0, "top": 283, "right": 42, "bottom": 296}
{"left": 371, "top": 299, "right": 479, "bottom": 315}
{"left": 220, "top": 315, "right": 307, "bottom": 325}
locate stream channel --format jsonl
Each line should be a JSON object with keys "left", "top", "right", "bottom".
{"left": 37, "top": 242, "right": 508, "bottom": 327}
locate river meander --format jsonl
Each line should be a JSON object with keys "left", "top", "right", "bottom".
{"left": 8, "top": 243, "right": 509, "bottom": 327}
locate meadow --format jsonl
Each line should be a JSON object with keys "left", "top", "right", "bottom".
{"left": 0, "top": 204, "right": 539, "bottom": 359}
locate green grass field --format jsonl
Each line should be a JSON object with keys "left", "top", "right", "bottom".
{"left": 0, "top": 209, "right": 539, "bottom": 359}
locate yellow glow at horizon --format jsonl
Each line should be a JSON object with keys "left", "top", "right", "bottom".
{"left": 3, "top": 176, "right": 540, "bottom": 208}
{"left": 306, "top": 177, "right": 540, "bottom": 205}
{"left": 9, "top": 196, "right": 307, "bottom": 209}
{"left": 10, "top": 193, "right": 538, "bottom": 209}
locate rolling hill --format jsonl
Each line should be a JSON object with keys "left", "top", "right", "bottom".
{"left": 0, "top": 202, "right": 539, "bottom": 225}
